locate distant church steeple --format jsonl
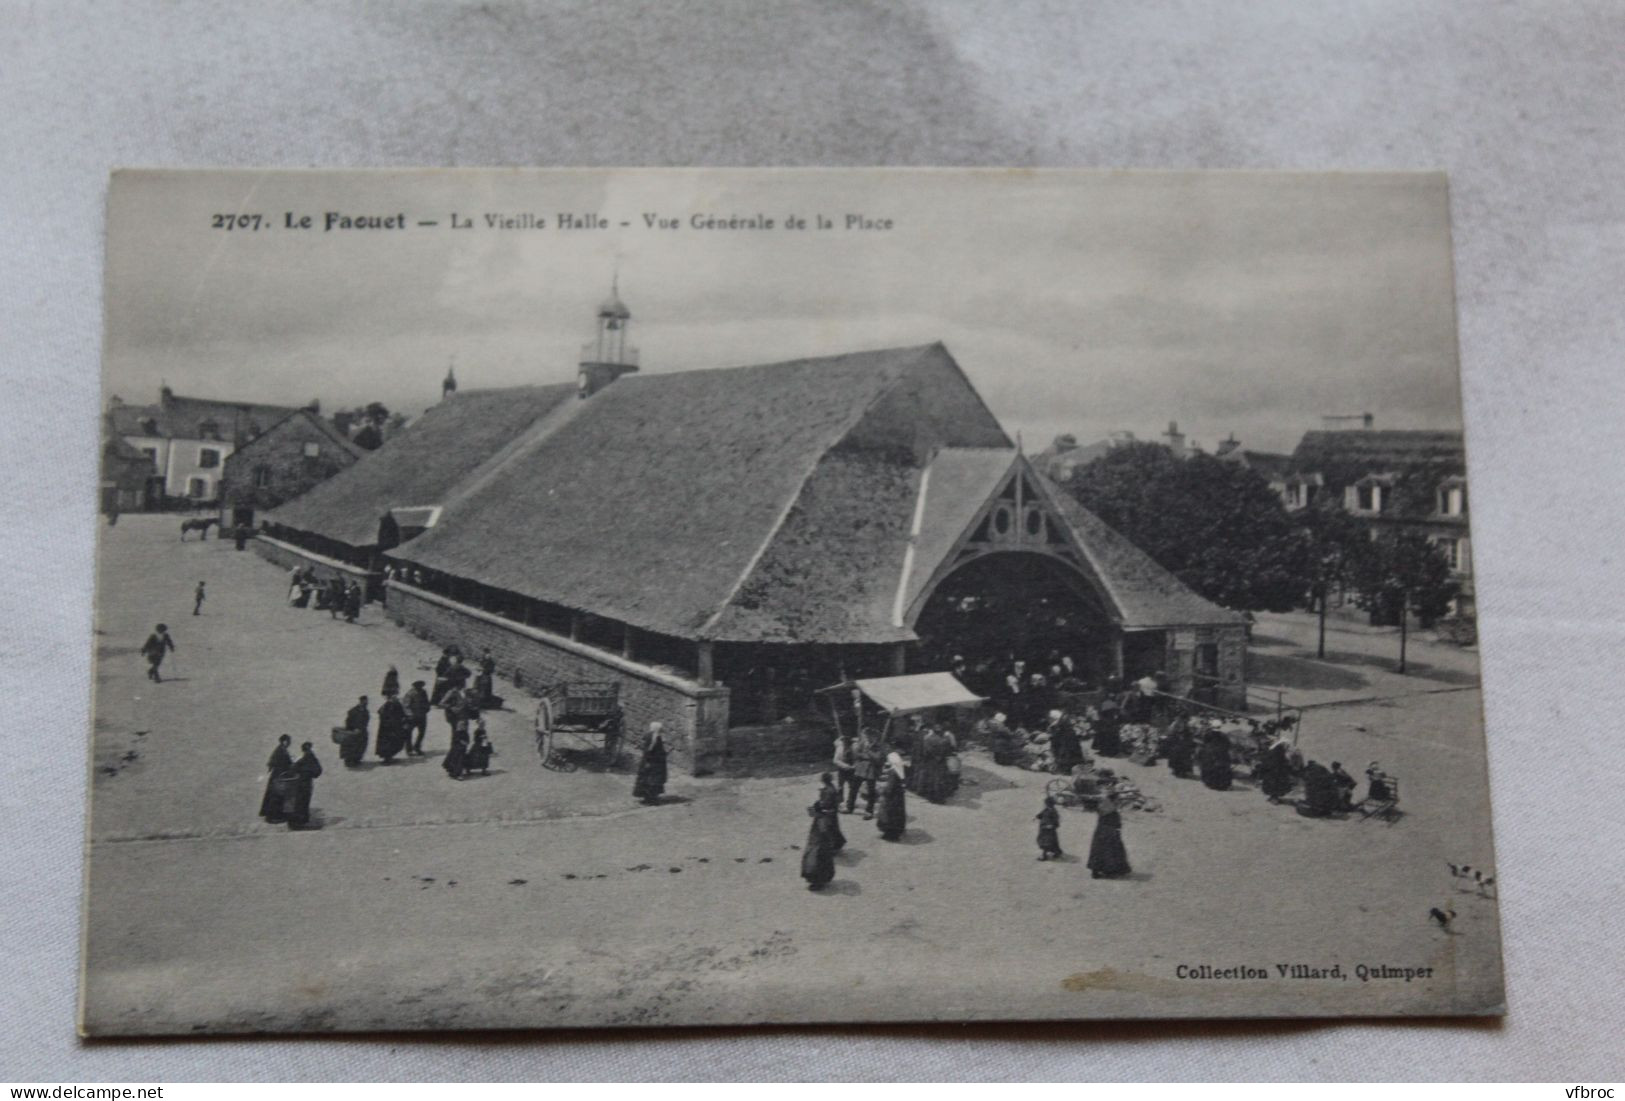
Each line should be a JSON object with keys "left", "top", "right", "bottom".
{"left": 578, "top": 273, "right": 639, "bottom": 398}
{"left": 442, "top": 360, "right": 457, "bottom": 400}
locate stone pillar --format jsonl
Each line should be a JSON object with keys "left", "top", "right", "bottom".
{"left": 696, "top": 641, "right": 715, "bottom": 687}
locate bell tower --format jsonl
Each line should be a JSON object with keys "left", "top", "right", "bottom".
{"left": 578, "top": 275, "right": 640, "bottom": 398}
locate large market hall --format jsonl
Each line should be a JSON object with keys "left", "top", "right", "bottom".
{"left": 261, "top": 288, "right": 1248, "bottom": 773}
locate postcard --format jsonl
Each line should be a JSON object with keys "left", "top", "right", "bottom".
{"left": 84, "top": 168, "right": 1502, "bottom": 1034}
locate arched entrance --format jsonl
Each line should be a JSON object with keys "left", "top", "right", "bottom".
{"left": 912, "top": 550, "right": 1115, "bottom": 694}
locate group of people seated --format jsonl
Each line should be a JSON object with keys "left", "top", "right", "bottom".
{"left": 286, "top": 565, "right": 364, "bottom": 622}
{"left": 975, "top": 697, "right": 1134, "bottom": 774}
{"left": 970, "top": 693, "right": 1389, "bottom": 821}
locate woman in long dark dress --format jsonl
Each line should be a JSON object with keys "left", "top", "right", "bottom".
{"left": 381, "top": 665, "right": 400, "bottom": 699}
{"left": 1086, "top": 795, "right": 1132, "bottom": 878}
{"left": 1297, "top": 760, "right": 1340, "bottom": 817}
{"left": 876, "top": 752, "right": 908, "bottom": 841}
{"left": 286, "top": 742, "right": 322, "bottom": 830}
{"left": 335, "top": 696, "right": 370, "bottom": 768}
{"left": 1256, "top": 739, "right": 1294, "bottom": 802}
{"left": 912, "top": 728, "right": 953, "bottom": 803}
{"left": 816, "top": 772, "right": 846, "bottom": 851}
{"left": 1035, "top": 796, "right": 1062, "bottom": 860}
{"left": 465, "top": 723, "right": 494, "bottom": 775}
{"left": 375, "top": 692, "right": 408, "bottom": 762}
{"left": 1092, "top": 699, "right": 1124, "bottom": 758}
{"left": 259, "top": 735, "right": 294, "bottom": 822}
{"left": 430, "top": 648, "right": 454, "bottom": 705}
{"left": 442, "top": 727, "right": 470, "bottom": 780}
{"left": 632, "top": 721, "right": 668, "bottom": 805}
{"left": 1047, "top": 711, "right": 1083, "bottom": 774}
{"left": 801, "top": 794, "right": 839, "bottom": 890}
{"left": 1162, "top": 717, "right": 1196, "bottom": 778}
{"left": 1196, "top": 728, "right": 1234, "bottom": 791}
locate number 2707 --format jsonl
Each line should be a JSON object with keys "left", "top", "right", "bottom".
{"left": 211, "top": 213, "right": 264, "bottom": 230}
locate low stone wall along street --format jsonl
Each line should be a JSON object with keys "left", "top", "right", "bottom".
{"left": 384, "top": 581, "right": 730, "bottom": 775}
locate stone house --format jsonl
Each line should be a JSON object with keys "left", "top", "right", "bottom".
{"left": 217, "top": 409, "right": 365, "bottom": 528}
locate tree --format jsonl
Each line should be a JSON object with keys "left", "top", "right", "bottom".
{"left": 1065, "top": 442, "right": 1311, "bottom": 612}
{"left": 1350, "top": 529, "right": 1460, "bottom": 673}
{"left": 332, "top": 402, "right": 393, "bottom": 450}
{"left": 1296, "top": 501, "right": 1366, "bottom": 659}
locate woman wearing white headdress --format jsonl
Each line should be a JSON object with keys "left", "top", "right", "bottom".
{"left": 632, "top": 721, "right": 668, "bottom": 806}
{"left": 876, "top": 751, "right": 909, "bottom": 841}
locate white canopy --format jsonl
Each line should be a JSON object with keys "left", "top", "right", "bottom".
{"left": 849, "top": 672, "right": 984, "bottom": 716}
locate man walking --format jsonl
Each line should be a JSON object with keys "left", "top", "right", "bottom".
{"left": 192, "top": 580, "right": 206, "bottom": 616}
{"left": 853, "top": 725, "right": 884, "bottom": 819}
{"left": 404, "top": 679, "right": 431, "bottom": 755}
{"left": 140, "top": 624, "right": 175, "bottom": 682}
{"left": 832, "top": 732, "right": 861, "bottom": 814}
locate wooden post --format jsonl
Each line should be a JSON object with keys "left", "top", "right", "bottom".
{"left": 1111, "top": 631, "right": 1125, "bottom": 680}
{"left": 890, "top": 643, "right": 907, "bottom": 675}
{"left": 622, "top": 624, "right": 636, "bottom": 660}
{"left": 696, "top": 641, "right": 714, "bottom": 686}
{"left": 569, "top": 612, "right": 582, "bottom": 642}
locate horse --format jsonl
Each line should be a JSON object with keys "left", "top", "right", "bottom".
{"left": 179, "top": 517, "right": 218, "bottom": 541}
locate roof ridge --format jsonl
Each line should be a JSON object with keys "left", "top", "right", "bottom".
{"left": 430, "top": 384, "right": 591, "bottom": 514}
{"left": 610, "top": 342, "right": 947, "bottom": 387}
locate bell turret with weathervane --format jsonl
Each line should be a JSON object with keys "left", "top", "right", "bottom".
{"left": 577, "top": 274, "right": 640, "bottom": 398}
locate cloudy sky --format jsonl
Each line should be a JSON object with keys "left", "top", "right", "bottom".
{"left": 105, "top": 169, "right": 1461, "bottom": 454}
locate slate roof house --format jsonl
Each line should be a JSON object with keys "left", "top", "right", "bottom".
{"left": 262, "top": 290, "right": 1247, "bottom": 772}
{"left": 110, "top": 387, "right": 306, "bottom": 503}
{"left": 100, "top": 430, "right": 156, "bottom": 514}
{"left": 1286, "top": 427, "right": 1473, "bottom": 612}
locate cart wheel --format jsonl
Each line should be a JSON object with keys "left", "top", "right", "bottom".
{"left": 1045, "top": 777, "right": 1075, "bottom": 806}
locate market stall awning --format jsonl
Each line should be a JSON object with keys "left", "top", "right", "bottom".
{"left": 848, "top": 672, "right": 984, "bottom": 715}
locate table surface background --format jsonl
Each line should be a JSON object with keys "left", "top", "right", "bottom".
{"left": 2, "top": 0, "right": 1622, "bottom": 1082}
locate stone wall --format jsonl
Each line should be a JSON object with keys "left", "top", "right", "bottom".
{"left": 384, "top": 581, "right": 730, "bottom": 775}
{"left": 1164, "top": 623, "right": 1249, "bottom": 711}
{"left": 714, "top": 721, "right": 834, "bottom": 773}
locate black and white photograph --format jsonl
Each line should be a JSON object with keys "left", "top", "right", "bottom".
{"left": 80, "top": 167, "right": 1504, "bottom": 1035}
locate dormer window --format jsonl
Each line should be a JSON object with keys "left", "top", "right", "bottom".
{"left": 1285, "top": 481, "right": 1318, "bottom": 510}
{"left": 1438, "top": 481, "right": 1467, "bottom": 516}
{"left": 139, "top": 417, "right": 158, "bottom": 435}
{"left": 198, "top": 418, "right": 221, "bottom": 440}
{"left": 1346, "top": 474, "right": 1395, "bottom": 514}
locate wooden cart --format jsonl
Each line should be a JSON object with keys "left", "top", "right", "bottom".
{"left": 533, "top": 681, "right": 624, "bottom": 770}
